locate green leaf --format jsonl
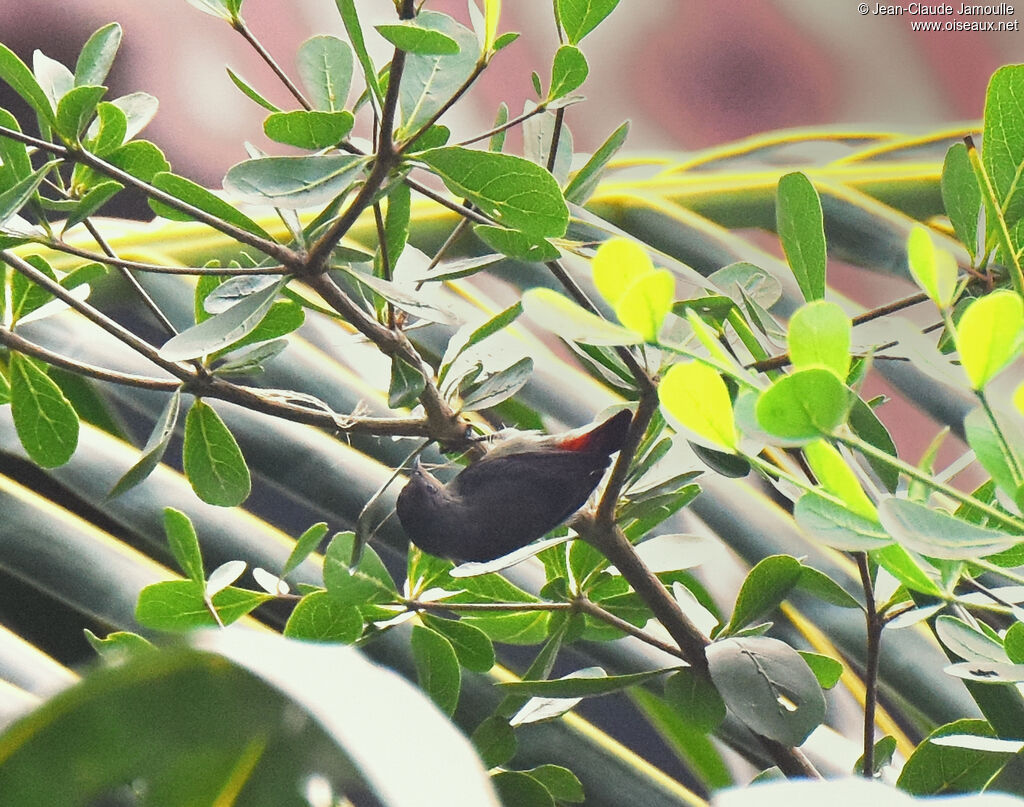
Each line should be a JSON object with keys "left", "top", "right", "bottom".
{"left": 521, "top": 765, "right": 584, "bottom": 803}
{"left": 322, "top": 531, "right": 396, "bottom": 605}
{"left": 109, "top": 91, "right": 158, "bottom": 141}
{"left": 942, "top": 142, "right": 982, "bottom": 261}
{"left": 416, "top": 146, "right": 568, "bottom": 238}
{"left": 33, "top": 51, "right": 74, "bottom": 113}
{"left": 382, "top": 180, "right": 411, "bottom": 268}
{"left": 798, "top": 652, "right": 843, "bottom": 689}
{"left": 776, "top": 172, "right": 826, "bottom": 302}
{"left": 283, "top": 591, "right": 363, "bottom": 643}
{"left": 616, "top": 269, "right": 673, "bottom": 343}
{"left": 803, "top": 439, "right": 876, "bottom": 519}
{"left": 376, "top": 22, "right": 460, "bottom": 54}
{"left": 564, "top": 120, "right": 629, "bottom": 204}
{"left": 463, "top": 611, "right": 550, "bottom": 645}
{"left": 956, "top": 290, "right": 1024, "bottom": 389}
{"left": 334, "top": 0, "right": 382, "bottom": 106}
{"left": 105, "top": 140, "right": 170, "bottom": 182}
{"left": 135, "top": 580, "right": 269, "bottom": 630}
{"left": 755, "top": 368, "right": 851, "bottom": 442}
{"left": 224, "top": 154, "right": 369, "bottom": 209}
{"left": 55, "top": 84, "right": 106, "bottom": 142}
{"left": 488, "top": 101, "right": 509, "bottom": 152}
{"left": 722, "top": 555, "right": 802, "bottom": 636}
{"left": 82, "top": 101, "right": 126, "bottom": 157}
{"left": 898, "top": 719, "right": 1009, "bottom": 795}
{"left": 787, "top": 300, "right": 851, "bottom": 379}
{"left": 0, "top": 43, "right": 54, "bottom": 123}
{"left": 848, "top": 394, "right": 899, "bottom": 493}
{"left": 659, "top": 361, "right": 737, "bottom": 452}
{"left": 492, "top": 771, "right": 555, "bottom": 807}
{"left": 421, "top": 614, "right": 495, "bottom": 673}
{"left": 297, "top": 35, "right": 353, "bottom": 112}
{"left": 9, "top": 353, "right": 79, "bottom": 468}
{"left": 10, "top": 254, "right": 58, "bottom": 324}
{"left": 664, "top": 668, "right": 726, "bottom": 732}
{"left": 907, "top": 226, "right": 959, "bottom": 311}
{"left": 75, "top": 23, "right": 122, "bottom": 87}
{"left": 797, "top": 565, "right": 862, "bottom": 609}
{"left": 707, "top": 636, "right": 826, "bottom": 746}
{"left": 0, "top": 109, "right": 32, "bottom": 186}
{"left": 185, "top": 0, "right": 234, "bottom": 20}
{"left": 389, "top": 354, "right": 426, "bottom": 409}
{"left": 159, "top": 277, "right": 287, "bottom": 361}
{"left": 412, "top": 625, "right": 461, "bottom": 716}
{"left": 856, "top": 735, "right": 898, "bottom": 777}
{"left": 0, "top": 367, "right": 10, "bottom": 405}
{"left": 498, "top": 666, "right": 674, "bottom": 697}
{"left": 0, "top": 160, "right": 59, "bottom": 226}
{"left": 964, "top": 406, "right": 1024, "bottom": 499}
{"left": 262, "top": 109, "right": 354, "bottom": 150}
{"left": 461, "top": 356, "right": 533, "bottom": 412}
{"left": 879, "top": 497, "right": 1019, "bottom": 559}
{"left": 283, "top": 522, "right": 329, "bottom": 577}
{"left": 1005, "top": 622, "right": 1024, "bottom": 663}
{"left": 109, "top": 390, "right": 182, "bottom": 497}
{"left": 182, "top": 399, "right": 251, "bottom": 507}
{"left": 794, "top": 493, "right": 890, "bottom": 551}
{"left": 162, "top": 507, "right": 205, "bottom": 583}
{"left": 473, "top": 224, "right": 559, "bottom": 261}
{"left": 472, "top": 715, "right": 517, "bottom": 768}
{"left": 522, "top": 288, "right": 642, "bottom": 345}
{"left": 982, "top": 65, "right": 1024, "bottom": 234}
{"left": 936, "top": 615, "right": 1009, "bottom": 663}
{"left": 870, "top": 543, "right": 943, "bottom": 597}
{"left": 84, "top": 630, "right": 155, "bottom": 664}
{"left": 548, "top": 45, "right": 588, "bottom": 100}
{"left": 556, "top": 0, "right": 622, "bottom": 43}
{"left": 396, "top": 12, "right": 479, "bottom": 138}
{"left": 226, "top": 67, "right": 280, "bottom": 112}
{"left": 149, "top": 171, "right": 272, "bottom": 240}
{"left": 63, "top": 180, "right": 123, "bottom": 232}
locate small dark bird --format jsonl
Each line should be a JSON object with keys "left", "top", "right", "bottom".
{"left": 396, "top": 410, "right": 632, "bottom": 562}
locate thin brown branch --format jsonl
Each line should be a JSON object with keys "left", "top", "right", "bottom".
{"left": 574, "top": 596, "right": 688, "bottom": 661}
{"left": 45, "top": 239, "right": 286, "bottom": 275}
{"left": 1, "top": 249, "right": 192, "bottom": 380}
{"left": 0, "top": 328, "right": 181, "bottom": 390}
{"left": 232, "top": 18, "right": 312, "bottom": 110}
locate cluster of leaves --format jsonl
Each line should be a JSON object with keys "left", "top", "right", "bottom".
{"left": 3, "top": 0, "right": 1024, "bottom": 804}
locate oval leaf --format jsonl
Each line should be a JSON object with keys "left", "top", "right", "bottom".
{"left": 416, "top": 146, "right": 568, "bottom": 238}
{"left": 182, "top": 400, "right": 251, "bottom": 507}
{"left": 707, "top": 636, "right": 826, "bottom": 746}
{"left": 879, "top": 497, "right": 1019, "bottom": 560}
{"left": 659, "top": 361, "right": 737, "bottom": 452}
{"left": 9, "top": 353, "right": 79, "bottom": 468}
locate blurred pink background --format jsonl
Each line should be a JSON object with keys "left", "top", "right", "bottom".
{"left": 3, "top": 0, "right": 1019, "bottom": 183}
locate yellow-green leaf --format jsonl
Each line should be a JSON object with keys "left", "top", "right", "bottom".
{"left": 616, "top": 269, "right": 673, "bottom": 343}
{"left": 592, "top": 237, "right": 652, "bottom": 306}
{"left": 906, "top": 226, "right": 957, "bottom": 309}
{"left": 803, "top": 439, "right": 876, "bottom": 520}
{"left": 659, "top": 361, "right": 737, "bottom": 452}
{"left": 788, "top": 300, "right": 851, "bottom": 379}
{"left": 956, "top": 291, "right": 1024, "bottom": 389}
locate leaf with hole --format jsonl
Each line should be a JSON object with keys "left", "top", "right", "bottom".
{"left": 707, "top": 636, "right": 825, "bottom": 746}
